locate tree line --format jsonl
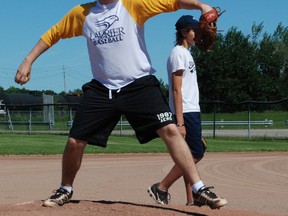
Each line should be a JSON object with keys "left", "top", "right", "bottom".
{"left": 192, "top": 22, "right": 288, "bottom": 112}
{"left": 1, "top": 23, "right": 287, "bottom": 112}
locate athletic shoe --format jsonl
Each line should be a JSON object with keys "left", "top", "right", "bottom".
{"left": 147, "top": 183, "right": 171, "bottom": 204}
{"left": 193, "top": 186, "right": 227, "bottom": 209}
{"left": 42, "top": 188, "right": 73, "bottom": 207}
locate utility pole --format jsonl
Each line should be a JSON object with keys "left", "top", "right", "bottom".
{"left": 63, "top": 65, "right": 67, "bottom": 93}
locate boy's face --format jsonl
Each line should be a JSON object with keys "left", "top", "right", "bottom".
{"left": 183, "top": 29, "right": 197, "bottom": 45}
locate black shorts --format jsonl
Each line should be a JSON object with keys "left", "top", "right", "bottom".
{"left": 69, "top": 75, "right": 174, "bottom": 147}
{"left": 183, "top": 112, "right": 205, "bottom": 159}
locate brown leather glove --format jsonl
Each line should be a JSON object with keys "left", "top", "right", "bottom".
{"left": 195, "top": 7, "right": 225, "bottom": 52}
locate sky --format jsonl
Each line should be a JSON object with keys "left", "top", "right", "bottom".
{"left": 0, "top": 0, "right": 287, "bottom": 93}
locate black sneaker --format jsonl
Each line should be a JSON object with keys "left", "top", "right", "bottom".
{"left": 147, "top": 183, "right": 170, "bottom": 205}
{"left": 42, "top": 188, "right": 73, "bottom": 207}
{"left": 193, "top": 186, "right": 227, "bottom": 209}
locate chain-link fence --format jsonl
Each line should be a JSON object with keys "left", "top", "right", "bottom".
{"left": 0, "top": 99, "right": 287, "bottom": 138}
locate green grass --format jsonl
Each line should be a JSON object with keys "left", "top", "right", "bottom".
{"left": 0, "top": 133, "right": 287, "bottom": 155}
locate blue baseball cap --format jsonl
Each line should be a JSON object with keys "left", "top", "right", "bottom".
{"left": 175, "top": 15, "right": 199, "bottom": 30}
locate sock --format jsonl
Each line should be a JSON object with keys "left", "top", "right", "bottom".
{"left": 157, "top": 183, "right": 168, "bottom": 192}
{"left": 158, "top": 187, "right": 168, "bottom": 192}
{"left": 60, "top": 185, "right": 73, "bottom": 193}
{"left": 192, "top": 180, "right": 204, "bottom": 193}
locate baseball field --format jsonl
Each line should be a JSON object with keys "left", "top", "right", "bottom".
{"left": 0, "top": 134, "right": 287, "bottom": 216}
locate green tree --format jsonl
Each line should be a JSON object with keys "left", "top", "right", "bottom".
{"left": 255, "top": 23, "right": 288, "bottom": 101}
{"left": 193, "top": 22, "right": 288, "bottom": 112}
{"left": 273, "top": 23, "right": 288, "bottom": 100}
{"left": 6, "top": 86, "right": 29, "bottom": 94}
{"left": 59, "top": 88, "right": 83, "bottom": 96}
{"left": 159, "top": 79, "right": 169, "bottom": 100}
{"left": 193, "top": 27, "right": 259, "bottom": 110}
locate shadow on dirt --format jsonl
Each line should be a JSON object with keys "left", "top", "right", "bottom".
{"left": 69, "top": 200, "right": 208, "bottom": 216}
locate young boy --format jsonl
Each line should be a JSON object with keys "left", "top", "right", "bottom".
{"left": 148, "top": 15, "right": 227, "bottom": 208}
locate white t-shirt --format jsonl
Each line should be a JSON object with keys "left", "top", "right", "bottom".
{"left": 167, "top": 45, "right": 200, "bottom": 114}
{"left": 41, "top": 0, "right": 180, "bottom": 90}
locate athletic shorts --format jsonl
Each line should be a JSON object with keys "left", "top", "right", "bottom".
{"left": 69, "top": 75, "right": 174, "bottom": 147}
{"left": 183, "top": 112, "right": 205, "bottom": 159}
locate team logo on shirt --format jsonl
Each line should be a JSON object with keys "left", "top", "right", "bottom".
{"left": 90, "top": 15, "right": 125, "bottom": 45}
{"left": 189, "top": 61, "right": 196, "bottom": 73}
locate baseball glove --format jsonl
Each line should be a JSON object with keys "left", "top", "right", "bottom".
{"left": 195, "top": 7, "right": 225, "bottom": 52}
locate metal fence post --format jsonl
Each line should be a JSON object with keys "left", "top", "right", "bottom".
{"left": 248, "top": 103, "right": 251, "bottom": 139}
{"left": 213, "top": 102, "right": 217, "bottom": 139}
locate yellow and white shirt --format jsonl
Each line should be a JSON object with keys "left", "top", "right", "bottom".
{"left": 41, "top": 0, "right": 179, "bottom": 89}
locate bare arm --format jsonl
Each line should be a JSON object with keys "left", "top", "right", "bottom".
{"left": 177, "top": 0, "right": 212, "bottom": 14}
{"left": 15, "top": 39, "right": 50, "bottom": 85}
{"left": 172, "top": 70, "right": 186, "bottom": 138}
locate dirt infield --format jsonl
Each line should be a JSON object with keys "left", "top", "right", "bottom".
{"left": 0, "top": 152, "right": 287, "bottom": 216}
